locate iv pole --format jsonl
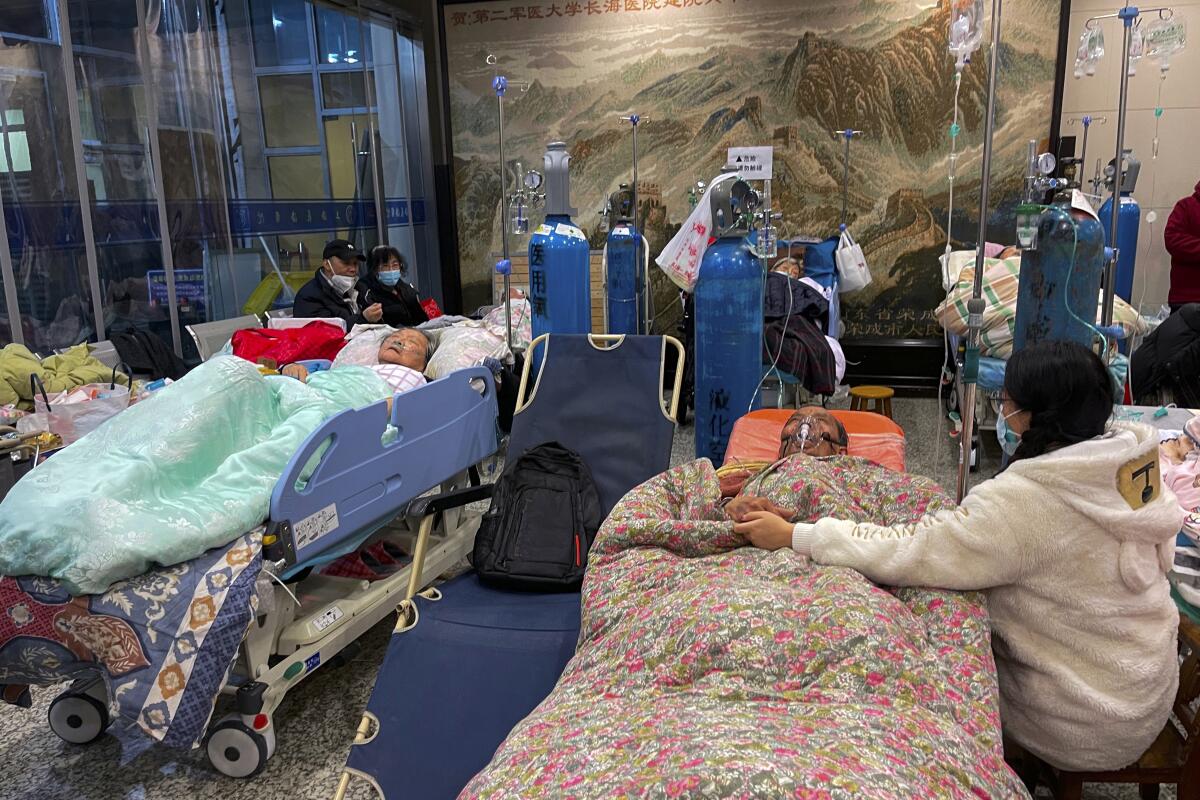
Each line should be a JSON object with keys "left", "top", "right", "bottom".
{"left": 619, "top": 113, "right": 652, "bottom": 334}
{"left": 955, "top": 0, "right": 1003, "bottom": 504}
{"left": 834, "top": 129, "right": 862, "bottom": 232}
{"left": 1087, "top": 5, "right": 1175, "bottom": 327}
{"left": 489, "top": 54, "right": 514, "bottom": 352}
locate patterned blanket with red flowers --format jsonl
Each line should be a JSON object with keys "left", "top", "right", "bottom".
{"left": 0, "top": 532, "right": 261, "bottom": 749}
{"left": 461, "top": 456, "right": 1029, "bottom": 799}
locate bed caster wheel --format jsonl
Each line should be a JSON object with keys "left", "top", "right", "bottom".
{"left": 206, "top": 715, "right": 277, "bottom": 778}
{"left": 47, "top": 691, "right": 110, "bottom": 745}
{"left": 944, "top": 386, "right": 959, "bottom": 415}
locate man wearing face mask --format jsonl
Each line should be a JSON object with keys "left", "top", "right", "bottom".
{"left": 293, "top": 239, "right": 384, "bottom": 326}
{"left": 356, "top": 245, "right": 428, "bottom": 327}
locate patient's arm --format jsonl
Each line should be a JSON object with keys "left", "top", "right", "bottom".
{"left": 799, "top": 478, "right": 1028, "bottom": 591}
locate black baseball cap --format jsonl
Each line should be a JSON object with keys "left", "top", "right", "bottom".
{"left": 322, "top": 239, "right": 366, "bottom": 262}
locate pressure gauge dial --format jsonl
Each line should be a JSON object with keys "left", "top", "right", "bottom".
{"left": 523, "top": 171, "right": 543, "bottom": 190}
{"left": 1036, "top": 153, "right": 1057, "bottom": 176}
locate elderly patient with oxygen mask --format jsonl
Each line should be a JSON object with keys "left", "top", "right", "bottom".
{"left": 731, "top": 341, "right": 1182, "bottom": 773}
{"left": 280, "top": 326, "right": 431, "bottom": 398}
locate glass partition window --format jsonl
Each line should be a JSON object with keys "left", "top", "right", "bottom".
{"left": 0, "top": 2, "right": 57, "bottom": 42}
{"left": 315, "top": 5, "right": 369, "bottom": 66}
{"left": 320, "top": 70, "right": 371, "bottom": 110}
{"left": 248, "top": 0, "right": 309, "bottom": 69}
{"left": 0, "top": 111, "right": 32, "bottom": 173}
{"left": 0, "top": 0, "right": 431, "bottom": 355}
{"left": 69, "top": 0, "right": 137, "bottom": 54}
{"left": 74, "top": 0, "right": 174, "bottom": 350}
{"left": 258, "top": 73, "right": 318, "bottom": 148}
{"left": 0, "top": 32, "right": 95, "bottom": 352}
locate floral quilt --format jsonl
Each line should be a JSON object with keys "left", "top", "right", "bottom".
{"left": 461, "top": 456, "right": 1029, "bottom": 799}
{"left": 0, "top": 532, "right": 262, "bottom": 749}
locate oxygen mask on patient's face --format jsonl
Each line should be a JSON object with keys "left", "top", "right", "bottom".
{"left": 782, "top": 415, "right": 841, "bottom": 457}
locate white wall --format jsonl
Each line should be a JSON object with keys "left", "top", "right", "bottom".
{"left": 1060, "top": 0, "right": 1199, "bottom": 312}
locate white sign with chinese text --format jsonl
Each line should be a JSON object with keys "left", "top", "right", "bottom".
{"left": 728, "top": 146, "right": 773, "bottom": 180}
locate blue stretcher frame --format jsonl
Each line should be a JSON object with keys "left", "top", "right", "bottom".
{"left": 267, "top": 366, "right": 500, "bottom": 577}
{"left": 198, "top": 366, "right": 501, "bottom": 778}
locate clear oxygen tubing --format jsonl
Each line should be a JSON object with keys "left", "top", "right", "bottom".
{"left": 934, "top": 69, "right": 965, "bottom": 481}
{"left": 749, "top": 266, "right": 795, "bottom": 413}
{"left": 956, "top": 0, "right": 1003, "bottom": 504}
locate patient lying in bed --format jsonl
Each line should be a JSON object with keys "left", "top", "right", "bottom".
{"left": 0, "top": 356, "right": 397, "bottom": 595}
{"left": 282, "top": 327, "right": 431, "bottom": 398}
{"left": 462, "top": 415, "right": 1026, "bottom": 797}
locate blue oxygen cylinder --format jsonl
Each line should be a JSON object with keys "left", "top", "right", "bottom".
{"left": 1098, "top": 192, "right": 1141, "bottom": 303}
{"left": 694, "top": 234, "right": 763, "bottom": 463}
{"left": 528, "top": 142, "right": 591, "bottom": 347}
{"left": 1012, "top": 203, "right": 1107, "bottom": 354}
{"left": 605, "top": 185, "right": 641, "bottom": 335}
{"left": 606, "top": 225, "right": 641, "bottom": 335}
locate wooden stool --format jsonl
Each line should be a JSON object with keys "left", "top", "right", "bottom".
{"left": 849, "top": 385, "right": 895, "bottom": 419}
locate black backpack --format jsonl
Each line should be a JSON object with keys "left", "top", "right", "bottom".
{"left": 471, "top": 442, "right": 603, "bottom": 591}
{"left": 110, "top": 329, "right": 187, "bottom": 380}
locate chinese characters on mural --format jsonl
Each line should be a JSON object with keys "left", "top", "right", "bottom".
{"left": 450, "top": 0, "right": 745, "bottom": 26}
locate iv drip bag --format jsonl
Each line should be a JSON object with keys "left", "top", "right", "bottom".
{"left": 948, "top": 0, "right": 986, "bottom": 71}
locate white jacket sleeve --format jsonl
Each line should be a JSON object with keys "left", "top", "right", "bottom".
{"left": 802, "top": 475, "right": 1037, "bottom": 590}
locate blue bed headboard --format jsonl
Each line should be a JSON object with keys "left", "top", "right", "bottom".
{"left": 268, "top": 366, "right": 499, "bottom": 572}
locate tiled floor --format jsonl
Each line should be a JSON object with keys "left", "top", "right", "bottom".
{"left": 0, "top": 398, "right": 1171, "bottom": 799}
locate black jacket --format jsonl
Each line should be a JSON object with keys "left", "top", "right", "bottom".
{"left": 762, "top": 272, "right": 837, "bottom": 396}
{"left": 356, "top": 274, "right": 428, "bottom": 328}
{"left": 1131, "top": 303, "right": 1200, "bottom": 405}
{"left": 293, "top": 270, "right": 369, "bottom": 327}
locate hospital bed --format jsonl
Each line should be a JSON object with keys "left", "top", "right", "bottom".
{"left": 448, "top": 400, "right": 1024, "bottom": 797}
{"left": 337, "top": 333, "right": 684, "bottom": 800}
{"left": 939, "top": 249, "right": 1140, "bottom": 462}
{"left": 0, "top": 366, "right": 501, "bottom": 778}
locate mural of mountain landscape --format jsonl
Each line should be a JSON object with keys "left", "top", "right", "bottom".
{"left": 444, "top": 0, "right": 1063, "bottom": 338}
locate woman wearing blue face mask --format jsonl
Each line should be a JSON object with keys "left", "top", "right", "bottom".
{"left": 357, "top": 245, "right": 429, "bottom": 328}
{"left": 736, "top": 340, "right": 1184, "bottom": 773}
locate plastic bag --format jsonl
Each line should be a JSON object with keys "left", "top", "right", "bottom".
{"left": 656, "top": 172, "right": 740, "bottom": 291}
{"left": 19, "top": 372, "right": 131, "bottom": 447}
{"left": 834, "top": 230, "right": 872, "bottom": 293}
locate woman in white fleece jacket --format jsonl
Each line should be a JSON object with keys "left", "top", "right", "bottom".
{"left": 735, "top": 341, "right": 1183, "bottom": 772}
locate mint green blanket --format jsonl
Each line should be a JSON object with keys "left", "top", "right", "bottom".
{"left": 0, "top": 356, "right": 392, "bottom": 594}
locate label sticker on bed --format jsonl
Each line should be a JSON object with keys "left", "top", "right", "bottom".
{"left": 312, "top": 606, "right": 344, "bottom": 633}
{"left": 304, "top": 653, "right": 321, "bottom": 672}
{"left": 1117, "top": 455, "right": 1161, "bottom": 510}
{"left": 295, "top": 503, "right": 340, "bottom": 549}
